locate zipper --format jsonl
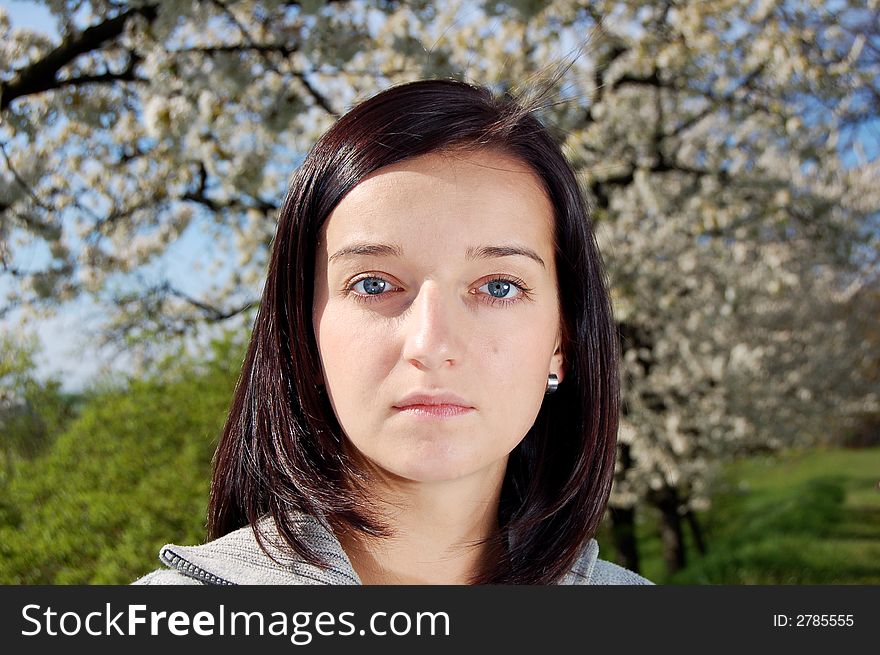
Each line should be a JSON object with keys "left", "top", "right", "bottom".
{"left": 160, "top": 547, "right": 235, "bottom": 586}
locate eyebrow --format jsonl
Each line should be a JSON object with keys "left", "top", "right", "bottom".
{"left": 328, "top": 242, "right": 546, "bottom": 269}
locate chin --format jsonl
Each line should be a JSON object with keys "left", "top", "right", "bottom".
{"left": 383, "top": 447, "right": 508, "bottom": 485}
{"left": 386, "top": 460, "right": 476, "bottom": 484}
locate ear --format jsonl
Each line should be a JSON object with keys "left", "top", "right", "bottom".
{"left": 552, "top": 333, "right": 565, "bottom": 385}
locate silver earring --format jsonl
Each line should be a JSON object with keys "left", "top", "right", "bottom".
{"left": 545, "top": 373, "right": 559, "bottom": 395}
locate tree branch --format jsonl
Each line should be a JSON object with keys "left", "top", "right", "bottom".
{"left": 56, "top": 50, "right": 148, "bottom": 89}
{"left": 293, "top": 70, "right": 337, "bottom": 115}
{"left": 666, "top": 63, "right": 768, "bottom": 139}
{"left": 181, "top": 160, "right": 278, "bottom": 214}
{"left": 166, "top": 283, "right": 255, "bottom": 322}
{"left": 583, "top": 42, "right": 629, "bottom": 126}
{"left": 0, "top": 4, "right": 157, "bottom": 112}
{"left": 0, "top": 141, "right": 53, "bottom": 213}
{"left": 209, "top": 0, "right": 337, "bottom": 115}
{"left": 182, "top": 190, "right": 278, "bottom": 214}
{"left": 172, "top": 44, "right": 298, "bottom": 56}
{"left": 614, "top": 62, "right": 777, "bottom": 128}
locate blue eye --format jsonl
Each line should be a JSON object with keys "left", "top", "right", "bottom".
{"left": 347, "top": 275, "right": 532, "bottom": 306}
{"left": 480, "top": 279, "right": 517, "bottom": 299}
{"left": 352, "top": 277, "right": 387, "bottom": 295}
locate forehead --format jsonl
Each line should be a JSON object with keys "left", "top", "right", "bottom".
{"left": 320, "top": 149, "right": 555, "bottom": 255}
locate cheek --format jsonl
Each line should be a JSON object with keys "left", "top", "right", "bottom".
{"left": 478, "top": 315, "right": 558, "bottom": 381}
{"left": 475, "top": 317, "right": 559, "bottom": 425}
{"left": 315, "top": 306, "right": 396, "bottom": 398}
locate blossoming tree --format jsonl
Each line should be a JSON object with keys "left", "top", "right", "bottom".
{"left": 2, "top": 0, "right": 877, "bottom": 573}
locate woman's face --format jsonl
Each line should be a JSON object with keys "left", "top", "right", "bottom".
{"left": 312, "top": 149, "right": 565, "bottom": 485}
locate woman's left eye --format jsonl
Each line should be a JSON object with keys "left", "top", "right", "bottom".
{"left": 477, "top": 279, "right": 525, "bottom": 302}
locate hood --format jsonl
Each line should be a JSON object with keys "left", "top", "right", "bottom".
{"left": 158, "top": 513, "right": 600, "bottom": 585}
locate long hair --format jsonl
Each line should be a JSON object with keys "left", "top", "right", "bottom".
{"left": 207, "top": 78, "right": 619, "bottom": 584}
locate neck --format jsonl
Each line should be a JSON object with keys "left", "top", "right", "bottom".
{"left": 338, "top": 460, "right": 506, "bottom": 585}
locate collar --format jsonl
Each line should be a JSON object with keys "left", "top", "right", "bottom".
{"left": 159, "top": 514, "right": 599, "bottom": 585}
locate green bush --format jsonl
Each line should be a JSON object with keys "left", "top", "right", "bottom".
{"left": 0, "top": 332, "right": 245, "bottom": 584}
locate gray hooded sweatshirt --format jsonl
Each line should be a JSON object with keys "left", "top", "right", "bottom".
{"left": 133, "top": 513, "right": 652, "bottom": 585}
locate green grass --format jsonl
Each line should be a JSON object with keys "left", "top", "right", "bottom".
{"left": 604, "top": 446, "right": 880, "bottom": 584}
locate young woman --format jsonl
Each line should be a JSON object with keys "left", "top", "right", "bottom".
{"left": 135, "top": 78, "right": 651, "bottom": 585}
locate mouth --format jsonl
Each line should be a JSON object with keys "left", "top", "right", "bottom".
{"left": 393, "top": 404, "right": 475, "bottom": 419}
{"left": 392, "top": 390, "right": 475, "bottom": 419}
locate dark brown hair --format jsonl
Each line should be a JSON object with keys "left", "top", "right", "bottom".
{"left": 207, "top": 77, "right": 619, "bottom": 584}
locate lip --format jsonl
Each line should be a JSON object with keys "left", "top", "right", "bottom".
{"left": 393, "top": 391, "right": 474, "bottom": 409}
{"left": 395, "top": 404, "right": 474, "bottom": 419}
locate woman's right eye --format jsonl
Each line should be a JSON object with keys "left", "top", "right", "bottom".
{"left": 352, "top": 277, "right": 387, "bottom": 294}
{"left": 348, "top": 276, "right": 397, "bottom": 302}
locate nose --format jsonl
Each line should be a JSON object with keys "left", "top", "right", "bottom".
{"left": 401, "top": 281, "right": 461, "bottom": 371}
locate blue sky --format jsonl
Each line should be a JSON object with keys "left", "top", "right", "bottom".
{"left": 2, "top": 1, "right": 231, "bottom": 391}
{"left": 3, "top": 2, "right": 93, "bottom": 390}
{"left": 3, "top": 1, "right": 55, "bottom": 33}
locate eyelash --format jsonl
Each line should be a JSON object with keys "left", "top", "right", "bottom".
{"left": 345, "top": 274, "right": 533, "bottom": 307}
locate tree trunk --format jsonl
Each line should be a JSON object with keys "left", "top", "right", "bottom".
{"left": 652, "top": 484, "right": 686, "bottom": 574}
{"left": 684, "top": 509, "right": 707, "bottom": 556}
{"left": 609, "top": 505, "right": 641, "bottom": 574}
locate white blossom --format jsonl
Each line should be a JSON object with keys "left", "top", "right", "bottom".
{"left": 1, "top": 0, "right": 877, "bottom": 520}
